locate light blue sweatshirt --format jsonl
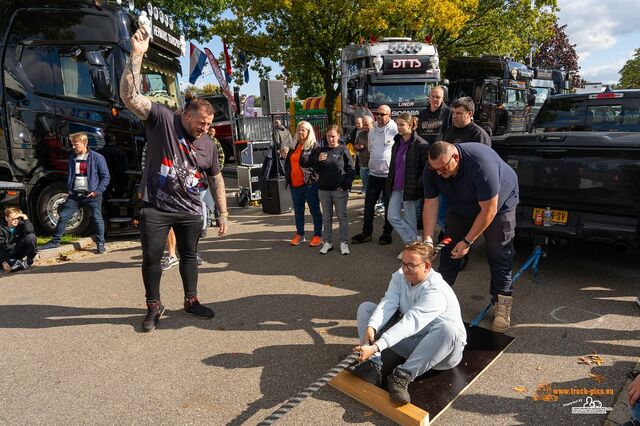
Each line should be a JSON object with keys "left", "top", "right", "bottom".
{"left": 368, "top": 268, "right": 467, "bottom": 352}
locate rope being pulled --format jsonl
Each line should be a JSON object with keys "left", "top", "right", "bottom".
{"left": 256, "top": 352, "right": 360, "bottom": 426}
{"left": 257, "top": 237, "right": 452, "bottom": 425}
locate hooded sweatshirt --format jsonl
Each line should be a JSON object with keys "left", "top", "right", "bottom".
{"left": 367, "top": 119, "right": 398, "bottom": 178}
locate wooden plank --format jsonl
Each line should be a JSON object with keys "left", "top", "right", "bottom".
{"left": 427, "top": 330, "right": 514, "bottom": 423}
{"left": 329, "top": 370, "right": 429, "bottom": 426}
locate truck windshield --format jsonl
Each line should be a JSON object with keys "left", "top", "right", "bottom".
{"left": 141, "top": 66, "right": 179, "bottom": 109}
{"left": 532, "top": 87, "right": 551, "bottom": 106}
{"left": 367, "top": 83, "right": 429, "bottom": 105}
{"left": 503, "top": 88, "right": 526, "bottom": 109}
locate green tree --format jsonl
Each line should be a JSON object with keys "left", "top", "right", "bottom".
{"left": 210, "top": 0, "right": 558, "bottom": 122}
{"left": 202, "top": 83, "right": 222, "bottom": 95}
{"left": 149, "top": 0, "right": 228, "bottom": 41}
{"left": 209, "top": 0, "right": 366, "bottom": 123}
{"left": 361, "top": 0, "right": 558, "bottom": 61}
{"left": 618, "top": 48, "right": 640, "bottom": 89}
{"left": 296, "top": 75, "right": 326, "bottom": 100}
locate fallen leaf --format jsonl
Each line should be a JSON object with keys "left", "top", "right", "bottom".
{"left": 363, "top": 411, "right": 374, "bottom": 417}
{"left": 536, "top": 366, "right": 542, "bottom": 370}
{"left": 512, "top": 386, "right": 527, "bottom": 394}
{"left": 324, "top": 279, "right": 332, "bottom": 286}
{"left": 590, "top": 373, "right": 605, "bottom": 383}
{"left": 319, "top": 329, "right": 327, "bottom": 334}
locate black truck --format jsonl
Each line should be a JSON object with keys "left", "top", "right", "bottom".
{"left": 0, "top": 0, "right": 183, "bottom": 235}
{"left": 446, "top": 56, "right": 534, "bottom": 135}
{"left": 492, "top": 89, "right": 640, "bottom": 253}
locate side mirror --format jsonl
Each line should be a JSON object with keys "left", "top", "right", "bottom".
{"left": 347, "top": 89, "right": 357, "bottom": 105}
{"left": 91, "top": 68, "right": 113, "bottom": 101}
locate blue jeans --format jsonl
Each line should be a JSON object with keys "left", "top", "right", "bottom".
{"left": 438, "top": 209, "right": 516, "bottom": 296}
{"left": 199, "top": 189, "right": 215, "bottom": 230}
{"left": 52, "top": 193, "right": 105, "bottom": 244}
{"left": 360, "top": 166, "right": 370, "bottom": 195}
{"left": 632, "top": 400, "right": 640, "bottom": 421}
{"left": 388, "top": 190, "right": 419, "bottom": 244}
{"left": 357, "top": 302, "right": 466, "bottom": 380}
{"left": 318, "top": 189, "right": 349, "bottom": 244}
{"left": 290, "top": 183, "right": 322, "bottom": 237}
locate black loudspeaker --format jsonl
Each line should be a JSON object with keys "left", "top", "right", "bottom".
{"left": 260, "top": 80, "right": 286, "bottom": 115}
{"left": 262, "top": 177, "right": 292, "bottom": 214}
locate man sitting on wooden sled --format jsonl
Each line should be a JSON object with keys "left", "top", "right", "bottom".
{"left": 353, "top": 241, "right": 467, "bottom": 404}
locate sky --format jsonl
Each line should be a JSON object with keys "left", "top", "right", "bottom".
{"left": 179, "top": 1, "right": 640, "bottom": 96}
{"left": 556, "top": 0, "right": 639, "bottom": 84}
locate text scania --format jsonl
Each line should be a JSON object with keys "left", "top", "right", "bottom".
{"left": 392, "top": 59, "right": 422, "bottom": 69}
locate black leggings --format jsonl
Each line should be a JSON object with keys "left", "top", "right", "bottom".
{"left": 140, "top": 205, "right": 202, "bottom": 302}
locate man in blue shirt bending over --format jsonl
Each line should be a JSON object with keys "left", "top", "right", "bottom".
{"left": 352, "top": 241, "right": 467, "bottom": 404}
{"left": 421, "top": 141, "right": 519, "bottom": 333}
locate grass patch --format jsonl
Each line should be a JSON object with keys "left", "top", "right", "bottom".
{"left": 36, "top": 234, "right": 79, "bottom": 245}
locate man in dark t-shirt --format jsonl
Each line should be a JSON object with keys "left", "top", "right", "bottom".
{"left": 442, "top": 97, "right": 491, "bottom": 146}
{"left": 421, "top": 142, "right": 518, "bottom": 333}
{"left": 417, "top": 86, "right": 452, "bottom": 144}
{"left": 120, "top": 27, "right": 229, "bottom": 332}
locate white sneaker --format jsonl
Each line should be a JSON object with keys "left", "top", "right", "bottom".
{"left": 340, "top": 242, "right": 350, "bottom": 255}
{"left": 319, "top": 242, "right": 333, "bottom": 254}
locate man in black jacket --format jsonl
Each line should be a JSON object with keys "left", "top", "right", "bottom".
{"left": 0, "top": 207, "right": 37, "bottom": 272}
{"left": 442, "top": 97, "right": 491, "bottom": 146}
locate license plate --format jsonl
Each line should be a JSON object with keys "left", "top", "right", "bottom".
{"left": 532, "top": 208, "right": 568, "bottom": 225}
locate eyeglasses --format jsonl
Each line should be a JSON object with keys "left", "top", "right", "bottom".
{"left": 400, "top": 261, "right": 426, "bottom": 271}
{"left": 428, "top": 154, "right": 455, "bottom": 172}
{"left": 373, "top": 112, "right": 389, "bottom": 117}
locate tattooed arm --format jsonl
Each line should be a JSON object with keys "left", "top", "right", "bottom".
{"left": 119, "top": 28, "right": 152, "bottom": 121}
{"left": 208, "top": 173, "right": 229, "bottom": 236}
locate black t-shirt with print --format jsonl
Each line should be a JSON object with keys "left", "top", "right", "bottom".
{"left": 417, "top": 104, "right": 452, "bottom": 143}
{"left": 141, "top": 103, "right": 220, "bottom": 215}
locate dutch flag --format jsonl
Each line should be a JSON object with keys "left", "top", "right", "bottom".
{"left": 189, "top": 43, "right": 207, "bottom": 84}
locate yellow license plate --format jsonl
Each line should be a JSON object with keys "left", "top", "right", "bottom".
{"left": 532, "top": 208, "right": 568, "bottom": 224}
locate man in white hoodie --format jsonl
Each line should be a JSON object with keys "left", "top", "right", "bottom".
{"left": 352, "top": 241, "right": 467, "bottom": 404}
{"left": 352, "top": 105, "right": 398, "bottom": 245}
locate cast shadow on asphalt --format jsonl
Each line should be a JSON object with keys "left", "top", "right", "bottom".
{"left": 202, "top": 342, "right": 395, "bottom": 425}
{"left": 441, "top": 360, "right": 636, "bottom": 426}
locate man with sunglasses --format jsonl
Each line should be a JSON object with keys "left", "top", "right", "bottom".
{"left": 352, "top": 105, "right": 397, "bottom": 245}
{"left": 352, "top": 241, "right": 466, "bottom": 404}
{"left": 421, "top": 141, "right": 519, "bottom": 333}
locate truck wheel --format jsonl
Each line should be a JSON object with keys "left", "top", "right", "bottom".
{"left": 237, "top": 189, "right": 249, "bottom": 208}
{"left": 35, "top": 182, "right": 92, "bottom": 236}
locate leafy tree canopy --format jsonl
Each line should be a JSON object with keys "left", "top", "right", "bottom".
{"left": 618, "top": 48, "right": 640, "bottom": 89}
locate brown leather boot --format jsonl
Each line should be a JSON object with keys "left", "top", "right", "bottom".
{"left": 491, "top": 294, "right": 512, "bottom": 333}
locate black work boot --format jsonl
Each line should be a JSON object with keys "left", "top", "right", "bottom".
{"left": 387, "top": 368, "right": 412, "bottom": 404}
{"left": 184, "top": 296, "right": 215, "bottom": 319}
{"left": 143, "top": 301, "right": 165, "bottom": 332}
{"left": 351, "top": 360, "right": 383, "bottom": 387}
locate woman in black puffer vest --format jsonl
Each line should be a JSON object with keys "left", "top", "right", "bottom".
{"left": 386, "top": 112, "right": 429, "bottom": 244}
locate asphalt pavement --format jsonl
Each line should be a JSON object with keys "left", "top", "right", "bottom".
{"left": 0, "top": 175, "right": 638, "bottom": 426}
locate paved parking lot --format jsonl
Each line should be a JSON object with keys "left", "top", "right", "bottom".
{"left": 0, "top": 178, "right": 638, "bottom": 425}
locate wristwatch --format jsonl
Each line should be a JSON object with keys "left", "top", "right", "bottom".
{"left": 462, "top": 238, "right": 474, "bottom": 247}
